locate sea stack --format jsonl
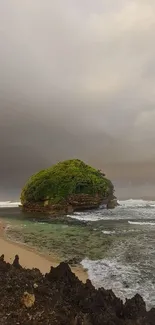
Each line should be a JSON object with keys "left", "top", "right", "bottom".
{"left": 21, "top": 159, "right": 117, "bottom": 216}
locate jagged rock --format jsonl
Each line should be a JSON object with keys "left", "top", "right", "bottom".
{"left": 123, "top": 294, "right": 146, "bottom": 319}
{"left": 12, "top": 255, "right": 22, "bottom": 269}
{"left": 45, "top": 262, "right": 78, "bottom": 284}
{"left": 107, "top": 198, "right": 118, "bottom": 209}
{"left": 0, "top": 254, "right": 4, "bottom": 261}
{"left": 0, "top": 255, "right": 153, "bottom": 324}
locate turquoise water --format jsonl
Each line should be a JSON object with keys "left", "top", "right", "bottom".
{"left": 0, "top": 207, "right": 112, "bottom": 261}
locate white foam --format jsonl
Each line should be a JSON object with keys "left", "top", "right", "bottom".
{"left": 128, "top": 221, "right": 155, "bottom": 226}
{"left": 81, "top": 257, "right": 140, "bottom": 291}
{"left": 102, "top": 229, "right": 140, "bottom": 235}
{"left": 67, "top": 214, "right": 101, "bottom": 222}
{"left": 0, "top": 201, "right": 20, "bottom": 208}
{"left": 102, "top": 230, "right": 116, "bottom": 235}
{"left": 66, "top": 199, "right": 155, "bottom": 222}
{"left": 81, "top": 257, "right": 154, "bottom": 310}
{"left": 118, "top": 199, "right": 155, "bottom": 208}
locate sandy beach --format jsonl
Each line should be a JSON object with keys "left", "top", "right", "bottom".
{"left": 0, "top": 221, "right": 87, "bottom": 283}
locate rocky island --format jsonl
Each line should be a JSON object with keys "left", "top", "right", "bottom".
{"left": 21, "top": 159, "right": 117, "bottom": 216}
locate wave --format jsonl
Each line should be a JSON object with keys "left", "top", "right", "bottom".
{"left": 67, "top": 199, "right": 155, "bottom": 222}
{"left": 81, "top": 257, "right": 153, "bottom": 310}
{"left": 0, "top": 201, "right": 20, "bottom": 208}
{"left": 102, "top": 230, "right": 116, "bottom": 235}
{"left": 118, "top": 199, "right": 155, "bottom": 208}
{"left": 128, "top": 221, "right": 155, "bottom": 226}
{"left": 67, "top": 214, "right": 100, "bottom": 221}
{"left": 102, "top": 229, "right": 140, "bottom": 235}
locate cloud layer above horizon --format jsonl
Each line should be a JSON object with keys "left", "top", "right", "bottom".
{"left": 0, "top": 0, "right": 155, "bottom": 194}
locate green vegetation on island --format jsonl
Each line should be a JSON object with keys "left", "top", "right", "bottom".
{"left": 21, "top": 159, "right": 116, "bottom": 214}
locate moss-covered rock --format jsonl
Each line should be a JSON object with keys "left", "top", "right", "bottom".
{"left": 21, "top": 159, "right": 116, "bottom": 215}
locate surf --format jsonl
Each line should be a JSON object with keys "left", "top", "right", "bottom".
{"left": 0, "top": 201, "right": 20, "bottom": 208}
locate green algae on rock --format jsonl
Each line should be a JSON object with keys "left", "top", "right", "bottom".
{"left": 21, "top": 159, "right": 116, "bottom": 216}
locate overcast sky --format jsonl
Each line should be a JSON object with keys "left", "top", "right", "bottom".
{"left": 0, "top": 0, "right": 155, "bottom": 198}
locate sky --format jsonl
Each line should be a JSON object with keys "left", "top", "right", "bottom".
{"left": 0, "top": 0, "right": 155, "bottom": 198}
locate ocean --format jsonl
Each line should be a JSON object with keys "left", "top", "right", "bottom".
{"left": 1, "top": 199, "right": 155, "bottom": 310}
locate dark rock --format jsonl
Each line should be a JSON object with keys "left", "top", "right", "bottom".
{"left": 0, "top": 255, "right": 153, "bottom": 324}
{"left": 123, "top": 293, "right": 146, "bottom": 319}
{"left": 12, "top": 255, "right": 22, "bottom": 269}
{"left": 107, "top": 199, "right": 118, "bottom": 209}
{"left": 0, "top": 254, "right": 4, "bottom": 261}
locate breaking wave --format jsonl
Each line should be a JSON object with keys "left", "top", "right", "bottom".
{"left": 67, "top": 199, "right": 155, "bottom": 222}
{"left": 0, "top": 201, "right": 20, "bottom": 208}
{"left": 128, "top": 221, "right": 155, "bottom": 226}
{"left": 81, "top": 257, "right": 154, "bottom": 310}
{"left": 118, "top": 199, "right": 155, "bottom": 208}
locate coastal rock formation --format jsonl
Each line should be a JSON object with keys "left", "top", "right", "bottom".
{"left": 107, "top": 198, "right": 118, "bottom": 209}
{"left": 21, "top": 159, "right": 117, "bottom": 216}
{"left": 0, "top": 255, "right": 154, "bottom": 324}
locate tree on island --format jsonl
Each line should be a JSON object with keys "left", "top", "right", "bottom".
{"left": 21, "top": 159, "right": 116, "bottom": 215}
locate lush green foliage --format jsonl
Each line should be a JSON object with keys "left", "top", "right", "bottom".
{"left": 21, "top": 159, "right": 114, "bottom": 204}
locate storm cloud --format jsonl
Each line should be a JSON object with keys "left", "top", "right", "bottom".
{"left": 0, "top": 0, "right": 155, "bottom": 198}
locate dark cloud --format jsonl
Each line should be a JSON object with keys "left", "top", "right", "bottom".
{"left": 0, "top": 0, "right": 155, "bottom": 198}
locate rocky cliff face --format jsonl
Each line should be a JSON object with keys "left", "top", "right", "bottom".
{"left": 0, "top": 255, "right": 154, "bottom": 325}
{"left": 22, "top": 193, "right": 117, "bottom": 216}
{"left": 67, "top": 193, "right": 111, "bottom": 210}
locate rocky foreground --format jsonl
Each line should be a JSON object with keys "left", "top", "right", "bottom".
{"left": 0, "top": 255, "right": 154, "bottom": 325}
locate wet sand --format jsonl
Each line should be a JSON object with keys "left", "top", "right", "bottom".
{"left": 0, "top": 221, "right": 87, "bottom": 282}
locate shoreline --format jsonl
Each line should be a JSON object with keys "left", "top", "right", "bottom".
{"left": 0, "top": 219, "right": 88, "bottom": 283}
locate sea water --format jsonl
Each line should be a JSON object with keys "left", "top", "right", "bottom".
{"left": 1, "top": 199, "right": 155, "bottom": 309}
